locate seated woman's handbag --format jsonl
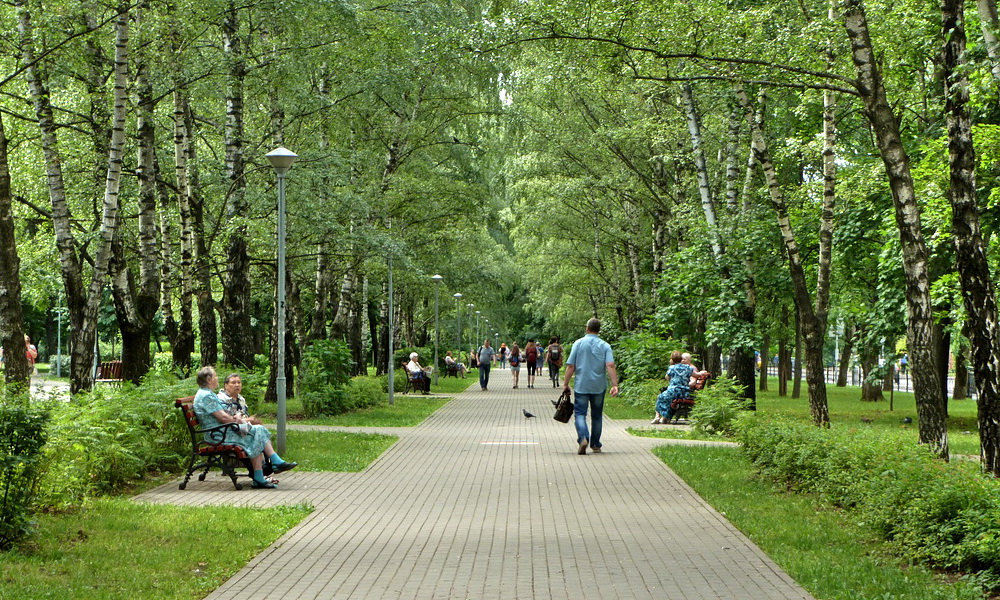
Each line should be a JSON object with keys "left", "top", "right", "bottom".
{"left": 553, "top": 389, "right": 573, "bottom": 423}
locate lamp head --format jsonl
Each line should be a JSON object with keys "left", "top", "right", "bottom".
{"left": 266, "top": 147, "right": 298, "bottom": 174}
{"left": 453, "top": 292, "right": 463, "bottom": 300}
{"left": 431, "top": 274, "right": 444, "bottom": 283}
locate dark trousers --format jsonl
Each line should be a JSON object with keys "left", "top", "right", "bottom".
{"left": 479, "top": 364, "right": 491, "bottom": 389}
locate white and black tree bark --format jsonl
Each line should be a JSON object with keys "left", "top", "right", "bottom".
{"left": 843, "top": 0, "right": 948, "bottom": 456}
{"left": 940, "top": 0, "right": 1000, "bottom": 473}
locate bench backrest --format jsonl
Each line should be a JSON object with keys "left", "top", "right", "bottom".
{"left": 175, "top": 396, "right": 199, "bottom": 435}
{"left": 691, "top": 371, "right": 711, "bottom": 392}
{"left": 98, "top": 360, "right": 123, "bottom": 379}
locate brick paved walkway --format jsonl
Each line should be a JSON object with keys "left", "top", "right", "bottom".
{"left": 135, "top": 368, "right": 813, "bottom": 599}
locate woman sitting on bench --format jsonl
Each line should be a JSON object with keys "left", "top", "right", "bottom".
{"left": 405, "top": 352, "right": 432, "bottom": 394}
{"left": 444, "top": 351, "right": 467, "bottom": 378}
{"left": 652, "top": 351, "right": 695, "bottom": 424}
{"left": 193, "top": 366, "right": 296, "bottom": 489}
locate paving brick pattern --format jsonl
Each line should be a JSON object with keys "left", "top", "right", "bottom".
{"left": 135, "top": 368, "right": 813, "bottom": 599}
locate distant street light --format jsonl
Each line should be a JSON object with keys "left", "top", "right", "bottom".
{"left": 265, "top": 146, "right": 297, "bottom": 454}
{"left": 453, "top": 293, "right": 463, "bottom": 349}
{"left": 432, "top": 274, "right": 444, "bottom": 384}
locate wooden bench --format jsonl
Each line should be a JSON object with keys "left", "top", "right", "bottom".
{"left": 667, "top": 371, "right": 712, "bottom": 423}
{"left": 444, "top": 362, "right": 460, "bottom": 378}
{"left": 175, "top": 396, "right": 252, "bottom": 490}
{"left": 401, "top": 364, "right": 429, "bottom": 395}
{"left": 95, "top": 360, "right": 124, "bottom": 385}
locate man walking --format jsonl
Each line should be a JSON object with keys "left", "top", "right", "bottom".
{"left": 562, "top": 318, "right": 619, "bottom": 455}
{"left": 477, "top": 339, "right": 496, "bottom": 391}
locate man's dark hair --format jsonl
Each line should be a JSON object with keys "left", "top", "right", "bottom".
{"left": 586, "top": 318, "right": 601, "bottom": 333}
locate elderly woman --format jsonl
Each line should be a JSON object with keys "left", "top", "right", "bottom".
{"left": 652, "top": 351, "right": 695, "bottom": 424}
{"left": 405, "top": 352, "right": 432, "bottom": 394}
{"left": 217, "top": 372, "right": 262, "bottom": 425}
{"left": 193, "top": 366, "right": 296, "bottom": 489}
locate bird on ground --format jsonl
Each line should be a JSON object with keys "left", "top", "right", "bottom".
{"left": 522, "top": 409, "right": 536, "bottom": 419}
{"left": 901, "top": 417, "right": 913, "bottom": 424}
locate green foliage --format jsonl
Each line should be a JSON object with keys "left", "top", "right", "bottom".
{"left": 0, "top": 403, "right": 49, "bottom": 549}
{"left": 736, "top": 416, "right": 1000, "bottom": 592}
{"left": 688, "top": 376, "right": 749, "bottom": 435}
{"left": 617, "top": 377, "right": 664, "bottom": 409}
{"left": 346, "top": 377, "right": 386, "bottom": 411}
{"left": 614, "top": 330, "right": 679, "bottom": 382}
{"left": 151, "top": 352, "right": 203, "bottom": 377}
{"left": 34, "top": 384, "right": 186, "bottom": 509}
{"left": 297, "top": 340, "right": 355, "bottom": 417}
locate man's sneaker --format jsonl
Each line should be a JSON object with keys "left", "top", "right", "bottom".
{"left": 591, "top": 447, "right": 601, "bottom": 454}
{"left": 578, "top": 439, "right": 588, "bottom": 455}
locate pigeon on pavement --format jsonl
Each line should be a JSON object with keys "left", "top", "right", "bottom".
{"left": 523, "top": 409, "right": 536, "bottom": 419}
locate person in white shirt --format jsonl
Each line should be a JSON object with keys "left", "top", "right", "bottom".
{"left": 406, "top": 352, "right": 431, "bottom": 394}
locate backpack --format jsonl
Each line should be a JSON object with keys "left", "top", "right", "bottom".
{"left": 510, "top": 353, "right": 520, "bottom": 366}
{"left": 549, "top": 345, "right": 561, "bottom": 361}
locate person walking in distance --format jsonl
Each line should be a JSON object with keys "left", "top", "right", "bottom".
{"left": 477, "top": 339, "right": 496, "bottom": 391}
{"left": 562, "top": 319, "right": 619, "bottom": 455}
{"left": 545, "top": 336, "right": 565, "bottom": 387}
{"left": 524, "top": 340, "right": 539, "bottom": 389}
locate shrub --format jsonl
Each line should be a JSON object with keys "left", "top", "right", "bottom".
{"left": 618, "top": 377, "right": 664, "bottom": 409}
{"left": 34, "top": 384, "right": 186, "bottom": 508}
{"left": 346, "top": 377, "right": 385, "bottom": 411}
{"left": 735, "top": 415, "right": 1000, "bottom": 592}
{"left": 688, "top": 376, "right": 749, "bottom": 435}
{"left": 298, "top": 340, "right": 353, "bottom": 417}
{"left": 0, "top": 402, "right": 48, "bottom": 549}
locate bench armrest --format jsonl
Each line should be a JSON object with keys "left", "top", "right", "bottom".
{"left": 195, "top": 422, "right": 242, "bottom": 444}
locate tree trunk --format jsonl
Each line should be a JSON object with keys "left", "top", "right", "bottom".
{"left": 309, "top": 244, "right": 332, "bottom": 342}
{"left": 759, "top": 334, "right": 769, "bottom": 391}
{"left": 843, "top": 0, "right": 947, "bottom": 456}
{"left": 728, "top": 344, "right": 757, "bottom": 410}
{"left": 837, "top": 321, "right": 856, "bottom": 387}
{"left": 109, "top": 1, "right": 160, "bottom": 384}
{"left": 18, "top": 1, "right": 128, "bottom": 394}
{"left": 953, "top": 329, "right": 970, "bottom": 400}
{"left": 0, "top": 113, "right": 30, "bottom": 389}
{"left": 976, "top": 0, "right": 1000, "bottom": 88}
{"left": 184, "top": 107, "right": 217, "bottom": 367}
{"left": 220, "top": 0, "right": 253, "bottom": 368}
{"left": 859, "top": 338, "right": 884, "bottom": 402}
{"left": 778, "top": 332, "right": 788, "bottom": 397}
{"left": 942, "top": 0, "right": 1000, "bottom": 470}
{"left": 792, "top": 309, "right": 803, "bottom": 399}
{"left": 682, "top": 82, "right": 722, "bottom": 258}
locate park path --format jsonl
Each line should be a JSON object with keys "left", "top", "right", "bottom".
{"left": 134, "top": 368, "right": 813, "bottom": 600}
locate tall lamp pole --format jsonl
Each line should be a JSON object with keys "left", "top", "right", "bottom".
{"left": 453, "top": 293, "right": 463, "bottom": 349}
{"left": 475, "top": 311, "right": 481, "bottom": 351}
{"left": 265, "top": 147, "right": 297, "bottom": 454}
{"left": 431, "top": 275, "right": 444, "bottom": 384}
{"left": 467, "top": 303, "right": 475, "bottom": 352}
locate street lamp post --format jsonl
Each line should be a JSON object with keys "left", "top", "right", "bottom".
{"left": 475, "top": 311, "right": 480, "bottom": 351}
{"left": 453, "top": 293, "right": 463, "bottom": 350}
{"left": 432, "top": 275, "right": 444, "bottom": 384}
{"left": 266, "top": 146, "right": 297, "bottom": 455}
{"left": 467, "top": 303, "right": 475, "bottom": 352}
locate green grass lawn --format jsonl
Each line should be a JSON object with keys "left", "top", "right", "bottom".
{"left": 657, "top": 445, "right": 981, "bottom": 600}
{"left": 286, "top": 429, "right": 397, "bottom": 471}
{"left": 0, "top": 499, "right": 310, "bottom": 600}
{"left": 622, "top": 382, "right": 982, "bottom": 457}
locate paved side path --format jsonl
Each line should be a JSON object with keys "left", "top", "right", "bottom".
{"left": 135, "top": 369, "right": 813, "bottom": 600}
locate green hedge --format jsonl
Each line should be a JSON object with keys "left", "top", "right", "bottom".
{"left": 0, "top": 403, "right": 48, "bottom": 549}
{"left": 737, "top": 415, "right": 1000, "bottom": 591}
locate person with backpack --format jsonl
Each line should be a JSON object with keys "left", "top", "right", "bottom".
{"left": 509, "top": 343, "right": 522, "bottom": 388}
{"left": 524, "top": 340, "right": 539, "bottom": 388}
{"left": 477, "top": 339, "right": 496, "bottom": 391}
{"left": 545, "top": 336, "right": 565, "bottom": 387}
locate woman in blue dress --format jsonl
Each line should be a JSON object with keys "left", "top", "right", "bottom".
{"left": 653, "top": 351, "right": 694, "bottom": 424}
{"left": 193, "top": 366, "right": 296, "bottom": 488}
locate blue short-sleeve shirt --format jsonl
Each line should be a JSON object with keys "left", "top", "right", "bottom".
{"left": 566, "top": 334, "right": 614, "bottom": 394}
